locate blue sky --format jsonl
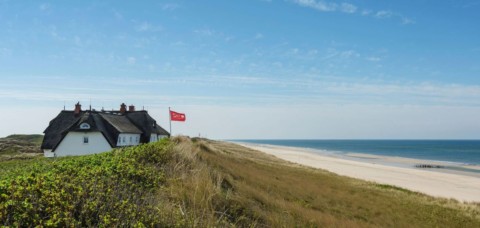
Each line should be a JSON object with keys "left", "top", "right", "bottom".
{"left": 1, "top": 0, "right": 480, "bottom": 139}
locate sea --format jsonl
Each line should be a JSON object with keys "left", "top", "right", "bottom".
{"left": 233, "top": 140, "right": 480, "bottom": 166}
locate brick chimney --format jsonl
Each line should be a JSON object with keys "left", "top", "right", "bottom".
{"left": 128, "top": 104, "right": 135, "bottom": 112}
{"left": 74, "top": 102, "right": 82, "bottom": 115}
{"left": 120, "top": 103, "right": 127, "bottom": 113}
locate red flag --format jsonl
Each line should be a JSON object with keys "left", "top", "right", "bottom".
{"left": 170, "top": 110, "right": 186, "bottom": 122}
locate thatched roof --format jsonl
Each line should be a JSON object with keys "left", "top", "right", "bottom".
{"left": 41, "top": 110, "right": 169, "bottom": 151}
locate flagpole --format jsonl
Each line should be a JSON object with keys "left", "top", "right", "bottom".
{"left": 169, "top": 107, "right": 172, "bottom": 137}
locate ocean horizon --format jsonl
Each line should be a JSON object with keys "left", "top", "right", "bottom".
{"left": 232, "top": 139, "right": 480, "bottom": 166}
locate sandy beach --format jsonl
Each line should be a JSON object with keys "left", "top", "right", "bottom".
{"left": 237, "top": 143, "right": 480, "bottom": 203}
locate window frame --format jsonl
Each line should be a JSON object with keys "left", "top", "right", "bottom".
{"left": 80, "top": 123, "right": 91, "bottom": 129}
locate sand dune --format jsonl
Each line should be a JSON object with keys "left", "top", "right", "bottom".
{"left": 238, "top": 143, "right": 480, "bottom": 203}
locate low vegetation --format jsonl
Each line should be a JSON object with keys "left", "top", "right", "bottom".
{"left": 3, "top": 134, "right": 44, "bottom": 145}
{"left": 0, "top": 134, "right": 43, "bottom": 161}
{"left": 1, "top": 137, "right": 479, "bottom": 227}
{"left": 0, "top": 140, "right": 172, "bottom": 226}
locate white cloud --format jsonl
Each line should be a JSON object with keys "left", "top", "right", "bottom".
{"left": 401, "top": 17, "right": 416, "bottom": 25}
{"left": 375, "top": 10, "right": 393, "bottom": 18}
{"left": 0, "top": 47, "right": 11, "bottom": 57}
{"left": 49, "top": 25, "right": 66, "bottom": 41}
{"left": 73, "top": 36, "right": 84, "bottom": 47}
{"left": 142, "top": 103, "right": 480, "bottom": 139}
{"left": 298, "top": 0, "right": 416, "bottom": 25}
{"left": 127, "top": 57, "right": 136, "bottom": 64}
{"left": 171, "top": 41, "right": 185, "bottom": 46}
{"left": 340, "top": 3, "right": 357, "bottom": 13}
{"left": 290, "top": 1, "right": 413, "bottom": 25}
{"left": 320, "top": 48, "right": 360, "bottom": 61}
{"left": 291, "top": 0, "right": 337, "bottom": 12}
{"left": 340, "top": 50, "right": 359, "bottom": 58}
{"left": 39, "top": 3, "right": 50, "bottom": 11}
{"left": 112, "top": 9, "right": 123, "bottom": 20}
{"left": 366, "top": 56, "right": 381, "bottom": 62}
{"left": 161, "top": 3, "right": 179, "bottom": 11}
{"left": 373, "top": 10, "right": 415, "bottom": 25}
{"left": 194, "top": 28, "right": 215, "bottom": 36}
{"left": 308, "top": 49, "right": 318, "bottom": 55}
{"left": 289, "top": 48, "right": 300, "bottom": 55}
{"left": 361, "top": 9, "right": 372, "bottom": 16}
{"left": 254, "top": 33, "right": 264, "bottom": 39}
{"left": 2, "top": 103, "right": 479, "bottom": 139}
{"left": 136, "top": 22, "right": 163, "bottom": 32}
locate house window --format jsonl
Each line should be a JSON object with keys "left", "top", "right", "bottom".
{"left": 136, "top": 136, "right": 139, "bottom": 143}
{"left": 83, "top": 136, "right": 89, "bottom": 144}
{"left": 123, "top": 137, "right": 126, "bottom": 143}
{"left": 118, "top": 137, "right": 121, "bottom": 144}
{"left": 80, "top": 123, "right": 91, "bottom": 129}
{"left": 130, "top": 136, "right": 132, "bottom": 143}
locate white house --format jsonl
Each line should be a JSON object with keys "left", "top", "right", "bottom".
{"left": 41, "top": 103, "right": 170, "bottom": 157}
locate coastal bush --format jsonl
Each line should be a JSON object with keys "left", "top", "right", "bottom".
{"left": 0, "top": 139, "right": 172, "bottom": 226}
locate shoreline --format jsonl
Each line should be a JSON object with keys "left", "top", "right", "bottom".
{"left": 235, "top": 142, "right": 480, "bottom": 203}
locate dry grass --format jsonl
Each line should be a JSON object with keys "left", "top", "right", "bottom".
{"left": 164, "top": 137, "right": 480, "bottom": 227}
{"left": 0, "top": 134, "right": 43, "bottom": 161}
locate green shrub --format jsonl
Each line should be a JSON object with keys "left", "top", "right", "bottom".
{"left": 0, "top": 139, "right": 172, "bottom": 227}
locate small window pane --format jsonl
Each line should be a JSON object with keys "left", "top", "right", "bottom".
{"left": 83, "top": 136, "right": 89, "bottom": 144}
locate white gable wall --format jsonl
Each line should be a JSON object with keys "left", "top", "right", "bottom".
{"left": 150, "top": 134, "right": 158, "bottom": 142}
{"left": 43, "top": 149, "right": 54, "bottom": 158}
{"left": 54, "top": 132, "right": 112, "bottom": 157}
{"left": 159, "top": 134, "right": 168, "bottom": 140}
{"left": 150, "top": 133, "right": 168, "bottom": 143}
{"left": 116, "top": 133, "right": 141, "bottom": 146}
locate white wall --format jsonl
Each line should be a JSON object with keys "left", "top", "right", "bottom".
{"left": 54, "top": 132, "right": 112, "bottom": 157}
{"left": 43, "top": 149, "right": 54, "bottom": 158}
{"left": 116, "top": 133, "right": 141, "bottom": 146}
{"left": 150, "top": 134, "right": 159, "bottom": 142}
{"left": 159, "top": 134, "right": 168, "bottom": 140}
{"left": 151, "top": 134, "right": 168, "bottom": 142}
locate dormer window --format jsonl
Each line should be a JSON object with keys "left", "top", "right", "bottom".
{"left": 80, "top": 123, "right": 91, "bottom": 129}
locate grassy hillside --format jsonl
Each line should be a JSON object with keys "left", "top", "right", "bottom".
{"left": 0, "top": 134, "right": 43, "bottom": 161}
{"left": 1, "top": 137, "right": 479, "bottom": 227}
{"left": 4, "top": 134, "right": 43, "bottom": 145}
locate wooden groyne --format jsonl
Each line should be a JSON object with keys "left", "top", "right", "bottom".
{"left": 415, "top": 164, "right": 445, "bottom": 169}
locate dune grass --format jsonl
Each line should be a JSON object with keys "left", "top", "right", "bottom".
{"left": 0, "top": 134, "right": 43, "bottom": 161}
{"left": 3, "top": 134, "right": 43, "bottom": 146}
{"left": 182, "top": 138, "right": 480, "bottom": 227}
{"left": 1, "top": 137, "right": 479, "bottom": 227}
